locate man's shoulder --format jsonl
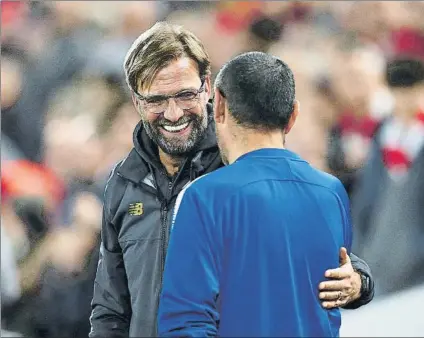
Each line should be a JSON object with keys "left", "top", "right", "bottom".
{"left": 312, "top": 167, "right": 342, "bottom": 188}
{"left": 315, "top": 169, "right": 350, "bottom": 205}
{"left": 104, "top": 160, "right": 126, "bottom": 196}
{"left": 103, "top": 147, "right": 150, "bottom": 197}
{"left": 188, "top": 163, "right": 242, "bottom": 194}
{"left": 173, "top": 166, "right": 240, "bottom": 212}
{"left": 102, "top": 158, "right": 131, "bottom": 218}
{"left": 295, "top": 163, "right": 347, "bottom": 199}
{"left": 171, "top": 167, "right": 235, "bottom": 230}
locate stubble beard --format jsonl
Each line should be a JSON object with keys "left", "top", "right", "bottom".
{"left": 142, "top": 107, "right": 209, "bottom": 157}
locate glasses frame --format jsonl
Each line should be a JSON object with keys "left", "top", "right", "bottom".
{"left": 133, "top": 79, "right": 206, "bottom": 114}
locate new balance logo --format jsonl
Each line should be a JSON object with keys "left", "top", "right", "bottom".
{"left": 128, "top": 202, "right": 143, "bottom": 216}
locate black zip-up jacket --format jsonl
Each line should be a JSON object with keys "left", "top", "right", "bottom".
{"left": 90, "top": 105, "right": 374, "bottom": 337}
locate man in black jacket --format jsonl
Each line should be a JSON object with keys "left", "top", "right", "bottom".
{"left": 89, "top": 22, "right": 374, "bottom": 338}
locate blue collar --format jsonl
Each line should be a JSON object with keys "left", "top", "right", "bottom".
{"left": 235, "top": 148, "right": 304, "bottom": 163}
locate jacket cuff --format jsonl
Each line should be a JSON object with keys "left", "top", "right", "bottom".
{"left": 342, "top": 255, "right": 375, "bottom": 309}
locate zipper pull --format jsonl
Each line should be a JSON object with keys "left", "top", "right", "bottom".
{"left": 190, "top": 162, "right": 195, "bottom": 181}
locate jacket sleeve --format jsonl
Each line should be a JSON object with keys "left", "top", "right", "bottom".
{"left": 89, "top": 197, "right": 132, "bottom": 337}
{"left": 158, "top": 187, "right": 220, "bottom": 337}
{"left": 343, "top": 253, "right": 375, "bottom": 309}
{"left": 338, "top": 180, "right": 375, "bottom": 309}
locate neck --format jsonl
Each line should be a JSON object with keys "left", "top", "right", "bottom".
{"left": 226, "top": 129, "right": 286, "bottom": 165}
{"left": 159, "top": 148, "right": 184, "bottom": 176}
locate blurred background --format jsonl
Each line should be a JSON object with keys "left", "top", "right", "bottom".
{"left": 1, "top": 1, "right": 423, "bottom": 337}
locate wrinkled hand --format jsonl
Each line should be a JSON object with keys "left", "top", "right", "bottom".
{"left": 319, "top": 247, "right": 361, "bottom": 309}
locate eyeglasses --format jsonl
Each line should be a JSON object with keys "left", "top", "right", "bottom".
{"left": 133, "top": 80, "right": 205, "bottom": 114}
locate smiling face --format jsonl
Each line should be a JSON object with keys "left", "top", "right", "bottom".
{"left": 134, "top": 57, "right": 211, "bottom": 156}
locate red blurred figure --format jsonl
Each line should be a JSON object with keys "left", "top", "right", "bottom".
{"left": 1, "top": 1, "right": 28, "bottom": 29}
{"left": 1, "top": 159, "right": 65, "bottom": 211}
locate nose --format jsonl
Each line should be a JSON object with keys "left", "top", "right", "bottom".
{"left": 163, "top": 99, "right": 184, "bottom": 122}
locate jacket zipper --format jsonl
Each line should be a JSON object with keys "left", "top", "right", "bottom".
{"left": 157, "top": 181, "right": 172, "bottom": 319}
{"left": 158, "top": 161, "right": 189, "bottom": 283}
{"left": 159, "top": 201, "right": 168, "bottom": 282}
{"left": 122, "top": 161, "right": 193, "bottom": 311}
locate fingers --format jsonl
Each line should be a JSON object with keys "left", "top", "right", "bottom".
{"left": 320, "top": 291, "right": 347, "bottom": 309}
{"left": 319, "top": 280, "right": 348, "bottom": 291}
{"left": 324, "top": 268, "right": 350, "bottom": 279}
{"left": 339, "top": 247, "right": 350, "bottom": 265}
{"left": 319, "top": 291, "right": 342, "bottom": 301}
{"left": 322, "top": 300, "right": 345, "bottom": 309}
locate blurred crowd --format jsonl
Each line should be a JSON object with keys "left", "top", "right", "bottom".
{"left": 1, "top": 1, "right": 424, "bottom": 337}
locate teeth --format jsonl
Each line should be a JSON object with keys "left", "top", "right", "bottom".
{"left": 163, "top": 122, "right": 189, "bottom": 132}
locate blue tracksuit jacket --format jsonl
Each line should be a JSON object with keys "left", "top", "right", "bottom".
{"left": 158, "top": 148, "right": 352, "bottom": 337}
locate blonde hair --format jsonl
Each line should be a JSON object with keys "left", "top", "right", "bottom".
{"left": 124, "top": 22, "right": 211, "bottom": 94}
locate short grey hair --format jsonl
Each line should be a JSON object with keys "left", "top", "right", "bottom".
{"left": 215, "top": 51, "right": 295, "bottom": 131}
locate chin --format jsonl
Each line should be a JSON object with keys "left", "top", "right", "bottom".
{"left": 158, "top": 136, "right": 198, "bottom": 157}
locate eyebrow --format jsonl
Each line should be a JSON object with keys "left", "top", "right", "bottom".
{"left": 143, "top": 87, "right": 199, "bottom": 100}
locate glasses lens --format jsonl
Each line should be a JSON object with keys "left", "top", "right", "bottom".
{"left": 140, "top": 88, "right": 202, "bottom": 113}
{"left": 175, "top": 92, "right": 199, "bottom": 110}
{"left": 142, "top": 99, "right": 167, "bottom": 114}
{"left": 176, "top": 99, "right": 196, "bottom": 110}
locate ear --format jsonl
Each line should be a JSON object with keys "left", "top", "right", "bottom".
{"left": 285, "top": 100, "right": 300, "bottom": 134}
{"left": 213, "top": 88, "right": 226, "bottom": 125}
{"left": 204, "top": 75, "right": 212, "bottom": 102}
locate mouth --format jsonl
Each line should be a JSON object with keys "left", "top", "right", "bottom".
{"left": 161, "top": 121, "right": 191, "bottom": 134}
